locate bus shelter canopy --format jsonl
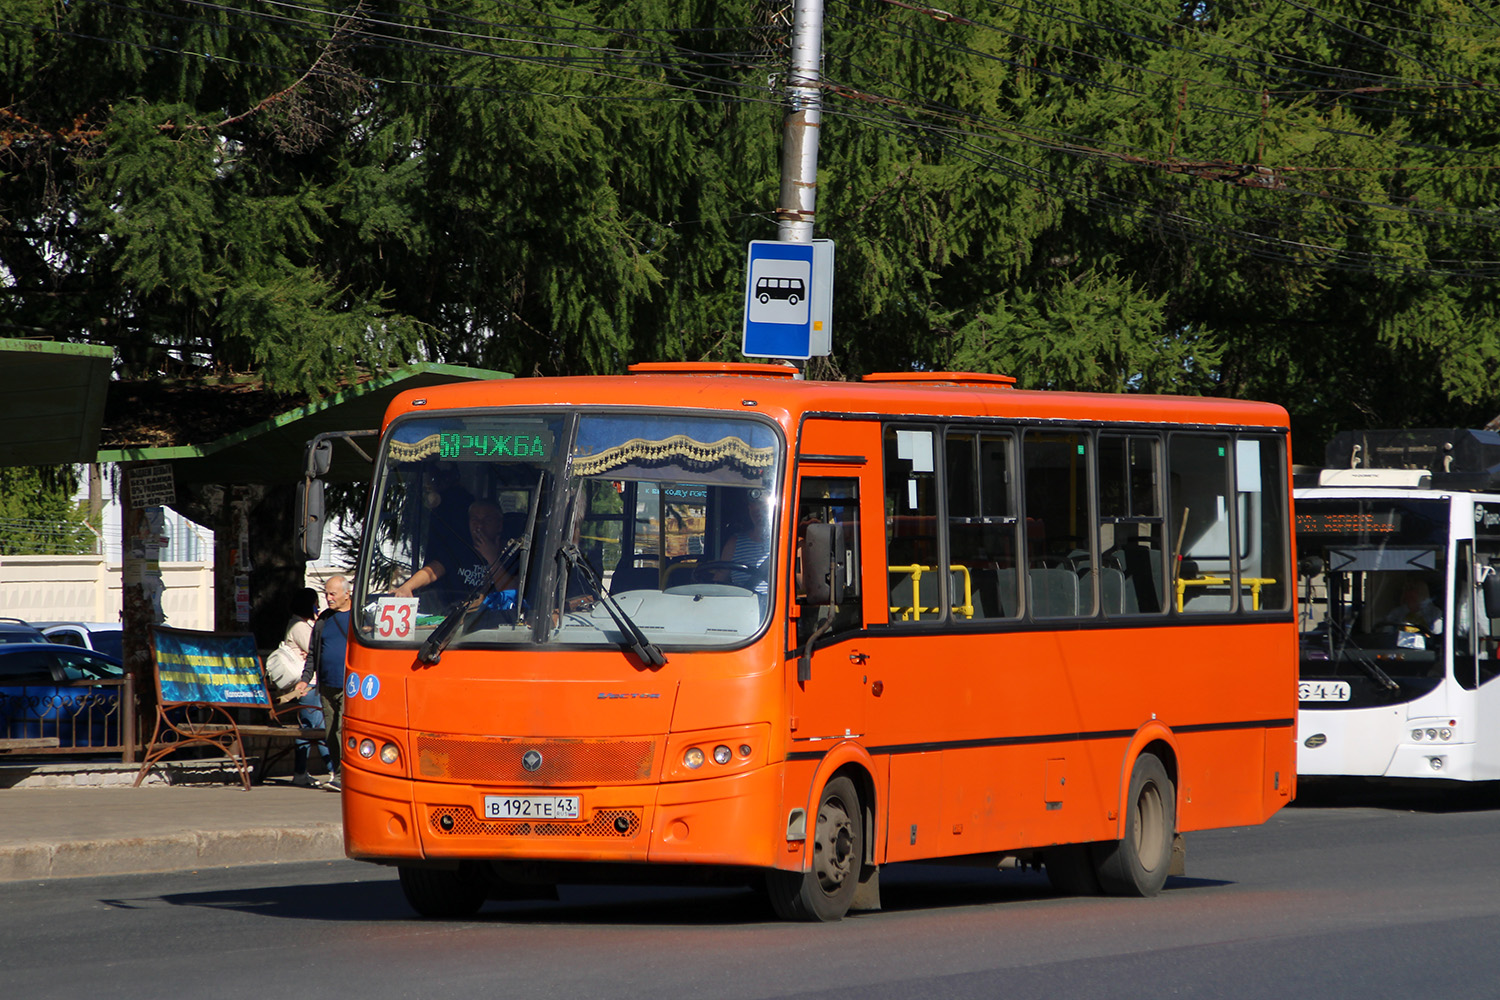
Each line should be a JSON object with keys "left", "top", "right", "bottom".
{"left": 0, "top": 339, "right": 113, "bottom": 467}
{"left": 96, "top": 363, "right": 512, "bottom": 487}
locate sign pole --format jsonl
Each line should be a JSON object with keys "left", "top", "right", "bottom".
{"left": 777, "top": 0, "right": 825, "bottom": 246}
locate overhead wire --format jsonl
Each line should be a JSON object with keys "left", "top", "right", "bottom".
{"left": 5, "top": 0, "right": 1500, "bottom": 277}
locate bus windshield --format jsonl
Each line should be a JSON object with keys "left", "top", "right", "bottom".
{"left": 357, "top": 410, "right": 781, "bottom": 652}
{"left": 1296, "top": 497, "right": 1450, "bottom": 704}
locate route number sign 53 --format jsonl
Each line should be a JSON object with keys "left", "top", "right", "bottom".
{"left": 375, "top": 598, "right": 419, "bottom": 640}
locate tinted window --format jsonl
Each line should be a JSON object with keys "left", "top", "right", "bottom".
{"left": 0, "top": 648, "right": 58, "bottom": 684}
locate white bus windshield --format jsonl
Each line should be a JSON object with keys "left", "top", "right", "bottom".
{"left": 1296, "top": 497, "right": 1449, "bottom": 704}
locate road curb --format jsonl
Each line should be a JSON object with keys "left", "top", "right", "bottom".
{"left": 0, "top": 824, "right": 345, "bottom": 882}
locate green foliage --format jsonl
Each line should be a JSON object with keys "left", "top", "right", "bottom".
{"left": 1, "top": 0, "right": 1497, "bottom": 454}
{"left": 0, "top": 466, "right": 95, "bottom": 556}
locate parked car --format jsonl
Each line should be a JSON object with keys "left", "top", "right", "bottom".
{"left": 0, "top": 618, "right": 46, "bottom": 644}
{"left": 0, "top": 642, "right": 126, "bottom": 748}
{"left": 36, "top": 621, "right": 124, "bottom": 661}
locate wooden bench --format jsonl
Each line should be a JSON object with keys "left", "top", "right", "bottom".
{"left": 0, "top": 737, "right": 61, "bottom": 752}
{"left": 133, "top": 627, "right": 327, "bottom": 791}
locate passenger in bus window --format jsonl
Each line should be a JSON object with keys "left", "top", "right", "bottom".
{"left": 392, "top": 499, "right": 518, "bottom": 602}
{"left": 716, "top": 492, "right": 772, "bottom": 597}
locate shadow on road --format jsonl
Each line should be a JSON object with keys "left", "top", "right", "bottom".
{"left": 148, "top": 860, "right": 1226, "bottom": 926}
{"left": 1292, "top": 776, "right": 1500, "bottom": 813}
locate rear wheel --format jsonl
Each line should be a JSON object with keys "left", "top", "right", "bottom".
{"left": 398, "top": 863, "right": 486, "bottom": 918}
{"left": 1093, "top": 752, "right": 1175, "bottom": 897}
{"left": 767, "top": 775, "right": 863, "bottom": 921}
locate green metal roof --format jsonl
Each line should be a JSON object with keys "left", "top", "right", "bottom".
{"left": 0, "top": 339, "right": 113, "bottom": 467}
{"left": 97, "top": 362, "right": 511, "bottom": 486}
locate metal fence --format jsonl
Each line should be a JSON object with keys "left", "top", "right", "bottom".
{"left": 0, "top": 675, "right": 134, "bottom": 761}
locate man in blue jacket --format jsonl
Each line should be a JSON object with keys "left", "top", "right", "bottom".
{"left": 307, "top": 574, "right": 352, "bottom": 790}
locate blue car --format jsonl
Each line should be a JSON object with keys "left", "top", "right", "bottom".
{"left": 0, "top": 642, "right": 127, "bottom": 749}
{"left": 0, "top": 618, "right": 47, "bottom": 644}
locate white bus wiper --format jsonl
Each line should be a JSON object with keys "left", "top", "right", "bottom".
{"left": 1327, "top": 620, "right": 1401, "bottom": 693}
{"left": 559, "top": 543, "right": 667, "bottom": 668}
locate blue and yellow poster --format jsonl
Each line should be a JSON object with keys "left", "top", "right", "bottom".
{"left": 152, "top": 628, "right": 271, "bottom": 708}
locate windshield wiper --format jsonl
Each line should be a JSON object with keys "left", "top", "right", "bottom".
{"left": 559, "top": 542, "right": 667, "bottom": 668}
{"left": 418, "top": 538, "right": 524, "bottom": 665}
{"left": 1323, "top": 620, "right": 1401, "bottom": 693}
{"left": 419, "top": 472, "right": 546, "bottom": 666}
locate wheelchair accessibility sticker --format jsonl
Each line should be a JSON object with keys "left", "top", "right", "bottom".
{"left": 345, "top": 672, "right": 380, "bottom": 702}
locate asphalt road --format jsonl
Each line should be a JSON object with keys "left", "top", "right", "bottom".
{"left": 6, "top": 781, "right": 1500, "bottom": 1000}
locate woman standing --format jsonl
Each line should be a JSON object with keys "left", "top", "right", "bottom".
{"left": 269, "top": 587, "right": 327, "bottom": 786}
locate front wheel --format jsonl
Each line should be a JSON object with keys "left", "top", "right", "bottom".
{"left": 767, "top": 775, "right": 863, "bottom": 921}
{"left": 398, "top": 863, "right": 486, "bottom": 918}
{"left": 1093, "top": 752, "right": 1175, "bottom": 897}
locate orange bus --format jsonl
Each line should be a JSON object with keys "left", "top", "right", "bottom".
{"left": 334, "top": 363, "right": 1297, "bottom": 920}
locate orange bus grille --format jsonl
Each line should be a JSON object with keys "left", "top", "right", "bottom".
{"left": 415, "top": 735, "right": 657, "bottom": 784}
{"left": 427, "top": 805, "right": 642, "bottom": 839}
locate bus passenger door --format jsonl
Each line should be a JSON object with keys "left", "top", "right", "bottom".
{"left": 1464, "top": 535, "right": 1500, "bottom": 778}
{"left": 789, "top": 452, "right": 880, "bottom": 745}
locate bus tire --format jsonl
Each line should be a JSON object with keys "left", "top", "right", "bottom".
{"left": 767, "top": 776, "right": 863, "bottom": 921}
{"left": 1093, "top": 752, "right": 1175, "bottom": 897}
{"left": 398, "top": 863, "right": 486, "bottom": 918}
{"left": 1044, "top": 844, "right": 1103, "bottom": 895}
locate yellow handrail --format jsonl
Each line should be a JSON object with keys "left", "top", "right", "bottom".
{"left": 888, "top": 564, "right": 974, "bottom": 621}
{"left": 1175, "top": 576, "right": 1276, "bottom": 612}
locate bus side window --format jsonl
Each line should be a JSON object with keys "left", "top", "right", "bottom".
{"left": 1234, "top": 435, "right": 1290, "bottom": 613}
{"left": 945, "top": 429, "right": 1020, "bottom": 620}
{"left": 1168, "top": 434, "right": 1234, "bottom": 613}
{"left": 884, "top": 426, "right": 944, "bottom": 623}
{"left": 1097, "top": 433, "right": 1165, "bottom": 615}
{"left": 1023, "top": 429, "right": 1096, "bottom": 618}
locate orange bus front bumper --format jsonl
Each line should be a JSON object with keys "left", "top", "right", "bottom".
{"left": 342, "top": 759, "right": 785, "bottom": 870}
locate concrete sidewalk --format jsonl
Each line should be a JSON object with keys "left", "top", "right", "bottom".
{"left": 0, "top": 769, "right": 344, "bottom": 882}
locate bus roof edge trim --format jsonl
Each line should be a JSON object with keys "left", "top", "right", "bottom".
{"left": 1317, "top": 468, "right": 1431, "bottom": 489}
{"left": 627, "top": 362, "right": 801, "bottom": 378}
{"left": 861, "top": 371, "right": 1017, "bottom": 387}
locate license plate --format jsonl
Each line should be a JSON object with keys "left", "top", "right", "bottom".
{"left": 1299, "top": 680, "right": 1351, "bottom": 703}
{"left": 483, "top": 795, "right": 580, "bottom": 821}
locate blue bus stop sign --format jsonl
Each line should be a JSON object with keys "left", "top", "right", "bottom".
{"left": 742, "top": 240, "right": 833, "bottom": 360}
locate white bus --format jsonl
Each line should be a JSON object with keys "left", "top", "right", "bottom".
{"left": 1296, "top": 429, "right": 1500, "bottom": 780}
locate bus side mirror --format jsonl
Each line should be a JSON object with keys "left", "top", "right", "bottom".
{"left": 1483, "top": 573, "right": 1500, "bottom": 620}
{"left": 295, "top": 477, "right": 325, "bottom": 561}
{"left": 803, "top": 522, "right": 845, "bottom": 607}
{"left": 305, "top": 438, "right": 333, "bottom": 477}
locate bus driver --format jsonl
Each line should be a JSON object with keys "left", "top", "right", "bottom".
{"left": 393, "top": 498, "right": 517, "bottom": 602}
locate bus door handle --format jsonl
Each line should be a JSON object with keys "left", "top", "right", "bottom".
{"left": 848, "top": 651, "right": 868, "bottom": 665}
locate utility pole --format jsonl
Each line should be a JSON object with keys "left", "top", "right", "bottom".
{"left": 777, "top": 0, "right": 825, "bottom": 245}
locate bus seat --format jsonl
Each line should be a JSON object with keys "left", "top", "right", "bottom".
{"left": 1083, "top": 566, "right": 1132, "bottom": 615}
{"left": 1118, "top": 541, "right": 1163, "bottom": 614}
{"left": 1029, "top": 567, "right": 1079, "bottom": 617}
{"left": 993, "top": 567, "right": 1020, "bottom": 618}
